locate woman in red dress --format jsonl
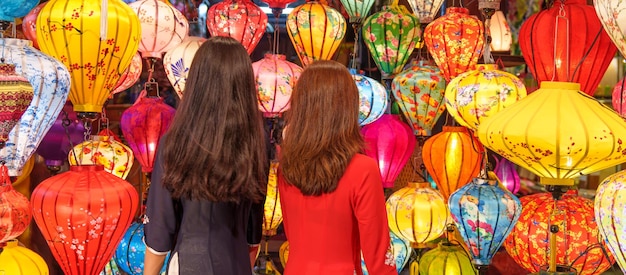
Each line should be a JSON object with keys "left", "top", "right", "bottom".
{"left": 278, "top": 60, "right": 396, "bottom": 275}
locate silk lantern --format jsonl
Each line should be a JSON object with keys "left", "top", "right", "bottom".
{"left": 263, "top": 0, "right": 297, "bottom": 13}
{"left": 0, "top": 0, "right": 38, "bottom": 23}
{"left": 405, "top": 0, "right": 445, "bottom": 23}
{"left": 422, "top": 126, "right": 483, "bottom": 200}
{"left": 494, "top": 157, "right": 520, "bottom": 194}
{"left": 386, "top": 182, "right": 448, "bottom": 247}
{"left": 490, "top": 11, "right": 512, "bottom": 52}
{"left": 444, "top": 64, "right": 527, "bottom": 131}
{"left": 206, "top": 0, "right": 268, "bottom": 55}
{"left": 351, "top": 69, "right": 387, "bottom": 126}
{"left": 120, "top": 97, "right": 176, "bottom": 173}
{"left": 286, "top": 2, "right": 346, "bottom": 67}
{"left": 506, "top": 190, "right": 614, "bottom": 274}
{"left": 519, "top": 0, "right": 616, "bottom": 96}
{"left": 35, "top": 102, "right": 85, "bottom": 172}
{"left": 595, "top": 169, "right": 626, "bottom": 273}
{"left": 37, "top": 0, "right": 141, "bottom": 115}
{"left": 595, "top": 0, "right": 626, "bottom": 58}
{"left": 112, "top": 53, "right": 142, "bottom": 95}
{"left": 362, "top": 4, "right": 420, "bottom": 78}
{"left": 339, "top": 0, "right": 374, "bottom": 23}
{"left": 163, "top": 36, "right": 206, "bottom": 99}
{"left": 0, "top": 62, "right": 34, "bottom": 147}
{"left": 130, "top": 0, "right": 189, "bottom": 59}
{"left": 21, "top": 2, "right": 45, "bottom": 49}
{"left": 477, "top": 81, "right": 626, "bottom": 187}
{"left": 419, "top": 242, "right": 476, "bottom": 274}
{"left": 361, "top": 114, "right": 416, "bottom": 188}
{"left": 361, "top": 231, "right": 411, "bottom": 275}
{"left": 69, "top": 135, "right": 135, "bottom": 179}
{"left": 391, "top": 60, "right": 446, "bottom": 136}
{"left": 263, "top": 161, "right": 283, "bottom": 236}
{"left": 0, "top": 165, "right": 30, "bottom": 246}
{"left": 612, "top": 76, "right": 626, "bottom": 118}
{"left": 114, "top": 222, "right": 169, "bottom": 275}
{"left": 31, "top": 165, "right": 139, "bottom": 275}
{"left": 423, "top": 7, "right": 485, "bottom": 81}
{"left": 252, "top": 54, "right": 303, "bottom": 117}
{"left": 0, "top": 240, "right": 48, "bottom": 274}
{"left": 449, "top": 177, "right": 522, "bottom": 270}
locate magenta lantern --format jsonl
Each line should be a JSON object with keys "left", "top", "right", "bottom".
{"left": 129, "top": 0, "right": 190, "bottom": 58}
{"left": 361, "top": 114, "right": 416, "bottom": 188}
{"left": 120, "top": 97, "right": 176, "bottom": 173}
{"left": 0, "top": 164, "right": 31, "bottom": 246}
{"left": 253, "top": 54, "right": 303, "bottom": 117}
{"left": 206, "top": 0, "right": 268, "bottom": 55}
{"left": 612, "top": 76, "right": 626, "bottom": 118}
{"left": 494, "top": 157, "right": 521, "bottom": 194}
{"left": 35, "top": 102, "right": 85, "bottom": 172}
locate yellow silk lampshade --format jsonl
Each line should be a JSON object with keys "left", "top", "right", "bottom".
{"left": 263, "top": 161, "right": 283, "bottom": 236}
{"left": 0, "top": 240, "right": 49, "bottom": 274}
{"left": 478, "top": 81, "right": 626, "bottom": 186}
{"left": 418, "top": 242, "right": 476, "bottom": 275}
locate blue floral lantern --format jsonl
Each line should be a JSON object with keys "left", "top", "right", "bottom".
{"left": 100, "top": 258, "right": 122, "bottom": 275}
{"left": 0, "top": 0, "right": 39, "bottom": 23}
{"left": 361, "top": 231, "right": 411, "bottom": 274}
{"left": 448, "top": 177, "right": 522, "bottom": 272}
{"left": 114, "top": 222, "right": 170, "bottom": 275}
{"left": 351, "top": 69, "right": 387, "bottom": 126}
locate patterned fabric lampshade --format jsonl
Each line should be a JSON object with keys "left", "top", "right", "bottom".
{"left": 405, "top": 0, "right": 445, "bottom": 23}
{"left": 595, "top": 169, "right": 626, "bottom": 274}
{"left": 595, "top": 0, "right": 626, "bottom": 58}
{"left": 252, "top": 54, "right": 303, "bottom": 117}
{"left": 112, "top": 53, "right": 142, "bottom": 95}
{"left": 114, "top": 222, "right": 169, "bottom": 275}
{"left": 0, "top": 164, "right": 31, "bottom": 246}
{"left": 361, "top": 231, "right": 411, "bottom": 274}
{"left": 206, "top": 0, "right": 268, "bottom": 55}
{"left": 130, "top": 0, "right": 189, "bottom": 59}
{"left": 163, "top": 36, "right": 206, "bottom": 99}
{"left": 0, "top": 62, "right": 34, "bottom": 147}
{"left": 69, "top": 135, "right": 135, "bottom": 180}
{"left": 351, "top": 69, "right": 387, "bottom": 126}
{"left": 21, "top": 2, "right": 45, "bottom": 49}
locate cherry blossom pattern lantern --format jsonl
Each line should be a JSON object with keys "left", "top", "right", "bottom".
{"left": 519, "top": 0, "right": 616, "bottom": 96}
{"left": 0, "top": 0, "right": 39, "bottom": 25}
{"left": 595, "top": 169, "right": 626, "bottom": 273}
{"left": 31, "top": 165, "right": 139, "bottom": 275}
{"left": 595, "top": 0, "right": 626, "bottom": 58}
{"left": 130, "top": 0, "right": 189, "bottom": 59}
{"left": 444, "top": 64, "right": 527, "bottom": 131}
{"left": 0, "top": 164, "right": 31, "bottom": 246}
{"left": 449, "top": 177, "right": 522, "bottom": 271}
{"left": 419, "top": 242, "right": 476, "bottom": 274}
{"left": 493, "top": 157, "right": 520, "bottom": 194}
{"left": 21, "top": 2, "right": 45, "bottom": 49}
{"left": 361, "top": 114, "right": 416, "bottom": 188}
{"left": 163, "top": 36, "right": 206, "bottom": 99}
{"left": 423, "top": 7, "right": 485, "bottom": 81}
{"left": 0, "top": 61, "right": 34, "bottom": 148}
{"left": 112, "top": 53, "right": 142, "bottom": 95}
{"left": 490, "top": 11, "right": 512, "bottom": 52}
{"left": 0, "top": 38, "right": 70, "bottom": 177}
{"left": 114, "top": 222, "right": 169, "bottom": 275}
{"left": 252, "top": 54, "right": 303, "bottom": 117}
{"left": 206, "top": 0, "right": 268, "bottom": 55}
{"left": 69, "top": 135, "right": 135, "bottom": 180}
{"left": 391, "top": 60, "right": 446, "bottom": 136}
{"left": 351, "top": 69, "right": 387, "bottom": 126}
{"left": 422, "top": 126, "right": 483, "bottom": 201}
{"left": 286, "top": 2, "right": 347, "bottom": 67}
{"left": 405, "top": 0, "right": 445, "bottom": 23}
{"left": 612, "top": 76, "right": 626, "bottom": 118}
{"left": 37, "top": 0, "right": 141, "bottom": 116}
{"left": 339, "top": 0, "right": 375, "bottom": 23}
{"left": 362, "top": 4, "right": 420, "bottom": 78}
{"left": 35, "top": 102, "right": 85, "bottom": 173}
{"left": 0, "top": 240, "right": 48, "bottom": 274}
{"left": 120, "top": 97, "right": 176, "bottom": 173}
{"left": 505, "top": 190, "right": 614, "bottom": 274}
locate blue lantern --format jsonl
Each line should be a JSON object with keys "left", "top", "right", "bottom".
{"left": 361, "top": 231, "right": 411, "bottom": 274}
{"left": 100, "top": 258, "right": 122, "bottom": 275}
{"left": 0, "top": 0, "right": 39, "bottom": 22}
{"left": 114, "top": 222, "right": 170, "bottom": 275}
{"left": 448, "top": 177, "right": 522, "bottom": 271}
{"left": 0, "top": 38, "right": 70, "bottom": 176}
{"left": 351, "top": 69, "right": 388, "bottom": 126}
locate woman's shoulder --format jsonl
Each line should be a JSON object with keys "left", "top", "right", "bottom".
{"left": 349, "top": 153, "right": 378, "bottom": 170}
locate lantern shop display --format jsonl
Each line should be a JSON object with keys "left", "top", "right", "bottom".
{"left": 594, "top": 169, "right": 626, "bottom": 273}
{"left": 252, "top": 54, "right": 303, "bottom": 117}
{"left": 351, "top": 69, "right": 387, "bottom": 126}
{"left": 0, "top": 240, "right": 48, "bottom": 275}
{"left": 206, "top": 0, "right": 268, "bottom": 55}
{"left": 0, "top": 164, "right": 31, "bottom": 245}
{"left": 69, "top": 135, "right": 135, "bottom": 179}
{"left": 163, "top": 36, "right": 207, "bottom": 99}
{"left": 130, "top": 0, "right": 189, "bottom": 59}
{"left": 114, "top": 222, "right": 169, "bottom": 275}
{"left": 419, "top": 242, "right": 476, "bottom": 274}
{"left": 0, "top": 61, "right": 34, "bottom": 146}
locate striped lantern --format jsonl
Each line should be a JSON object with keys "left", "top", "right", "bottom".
{"left": 339, "top": 0, "right": 374, "bottom": 23}
{"left": 351, "top": 69, "right": 387, "bottom": 126}
{"left": 69, "top": 135, "right": 135, "bottom": 180}
{"left": 163, "top": 36, "right": 207, "bottom": 99}
{"left": 206, "top": 0, "right": 268, "bottom": 55}
{"left": 252, "top": 54, "right": 303, "bottom": 117}
{"left": 405, "top": 0, "right": 445, "bottom": 23}
{"left": 0, "top": 62, "right": 34, "bottom": 147}
{"left": 130, "top": 0, "right": 189, "bottom": 59}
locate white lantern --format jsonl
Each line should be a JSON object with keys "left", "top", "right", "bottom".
{"left": 163, "top": 36, "right": 207, "bottom": 99}
{"left": 129, "top": 0, "right": 190, "bottom": 58}
{"left": 490, "top": 10, "right": 512, "bottom": 52}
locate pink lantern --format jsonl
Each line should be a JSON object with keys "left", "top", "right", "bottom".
{"left": 112, "top": 53, "right": 142, "bottom": 95}
{"left": 206, "top": 0, "right": 268, "bottom": 55}
{"left": 0, "top": 164, "right": 31, "bottom": 246}
{"left": 494, "top": 156, "right": 520, "bottom": 194}
{"left": 163, "top": 36, "right": 206, "bottom": 99}
{"left": 129, "top": 0, "right": 190, "bottom": 59}
{"left": 21, "top": 2, "right": 45, "bottom": 49}
{"left": 612, "top": 76, "right": 626, "bottom": 118}
{"left": 120, "top": 97, "right": 176, "bottom": 173}
{"left": 252, "top": 54, "right": 303, "bottom": 117}
{"left": 361, "top": 114, "right": 416, "bottom": 188}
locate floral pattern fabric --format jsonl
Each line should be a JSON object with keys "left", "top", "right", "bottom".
{"left": 595, "top": 169, "right": 626, "bottom": 274}
{"left": 351, "top": 69, "right": 387, "bottom": 126}
{"left": 69, "top": 135, "right": 134, "bottom": 179}
{"left": 206, "top": 0, "right": 268, "bottom": 55}
{"left": 252, "top": 54, "right": 302, "bottom": 117}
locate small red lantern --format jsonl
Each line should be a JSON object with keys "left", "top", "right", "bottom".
{"left": 0, "top": 164, "right": 31, "bottom": 246}
{"left": 21, "top": 2, "right": 46, "bottom": 49}
{"left": 206, "top": 0, "right": 268, "bottom": 55}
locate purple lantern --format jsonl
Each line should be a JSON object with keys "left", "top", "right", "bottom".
{"left": 494, "top": 157, "right": 520, "bottom": 194}
{"left": 361, "top": 114, "right": 416, "bottom": 188}
{"left": 35, "top": 102, "right": 85, "bottom": 172}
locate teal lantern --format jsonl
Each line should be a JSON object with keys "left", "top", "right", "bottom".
{"left": 351, "top": 69, "right": 388, "bottom": 126}
{"left": 0, "top": 0, "right": 39, "bottom": 23}
{"left": 340, "top": 0, "right": 375, "bottom": 23}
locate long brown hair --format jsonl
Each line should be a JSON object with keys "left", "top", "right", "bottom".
{"left": 279, "top": 60, "right": 363, "bottom": 196}
{"left": 161, "top": 36, "right": 267, "bottom": 202}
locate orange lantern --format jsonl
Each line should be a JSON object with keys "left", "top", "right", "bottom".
{"left": 421, "top": 126, "right": 483, "bottom": 201}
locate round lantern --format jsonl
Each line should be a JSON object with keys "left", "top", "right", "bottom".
{"left": 286, "top": 2, "right": 346, "bottom": 67}
{"left": 405, "top": 0, "right": 445, "bottom": 23}
{"left": 490, "top": 10, "right": 512, "bottom": 52}
{"left": 120, "top": 97, "right": 176, "bottom": 173}
{"left": 494, "top": 157, "right": 520, "bottom": 194}
{"left": 35, "top": 102, "right": 85, "bottom": 172}
{"left": 163, "top": 36, "right": 206, "bottom": 99}
{"left": 37, "top": 0, "right": 141, "bottom": 115}
{"left": 362, "top": 4, "right": 420, "bottom": 78}
{"left": 444, "top": 64, "right": 527, "bottom": 131}
{"left": 351, "top": 69, "right": 387, "bottom": 126}
{"left": 21, "top": 2, "right": 45, "bottom": 49}
{"left": 423, "top": 7, "right": 485, "bottom": 81}
{"left": 252, "top": 54, "right": 303, "bottom": 117}
{"left": 477, "top": 81, "right": 626, "bottom": 187}
{"left": 361, "top": 231, "right": 411, "bottom": 274}
{"left": 595, "top": 169, "right": 626, "bottom": 273}
{"left": 519, "top": 0, "right": 617, "bottom": 96}
{"left": 419, "top": 242, "right": 476, "bottom": 274}
{"left": 361, "top": 114, "right": 416, "bottom": 188}
{"left": 0, "top": 62, "right": 34, "bottom": 147}
{"left": 422, "top": 126, "right": 483, "bottom": 201}
{"left": 130, "top": 0, "right": 189, "bottom": 59}
{"left": 0, "top": 0, "right": 38, "bottom": 23}
{"left": 30, "top": 165, "right": 139, "bottom": 275}
{"left": 112, "top": 53, "right": 142, "bottom": 95}
{"left": 391, "top": 60, "right": 446, "bottom": 136}
{"left": 114, "top": 222, "right": 169, "bottom": 275}
{"left": 206, "top": 0, "right": 268, "bottom": 55}
{"left": 69, "top": 135, "right": 135, "bottom": 179}
{"left": 595, "top": 0, "right": 626, "bottom": 58}
{"left": 339, "top": 0, "right": 374, "bottom": 23}
{"left": 264, "top": 161, "right": 283, "bottom": 236}
{"left": 612, "top": 76, "right": 626, "bottom": 118}
{"left": 0, "top": 165, "right": 31, "bottom": 246}
{"left": 0, "top": 239, "right": 48, "bottom": 274}
{"left": 386, "top": 182, "right": 448, "bottom": 247}
{"left": 505, "top": 190, "right": 614, "bottom": 274}
{"left": 449, "top": 177, "right": 522, "bottom": 270}
{"left": 0, "top": 38, "right": 70, "bottom": 177}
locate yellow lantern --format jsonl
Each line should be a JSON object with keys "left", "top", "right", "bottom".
{"left": 263, "top": 161, "right": 283, "bottom": 236}
{"left": 37, "top": 0, "right": 141, "bottom": 116}
{"left": 286, "top": 1, "right": 346, "bottom": 66}
{"left": 418, "top": 242, "right": 476, "bottom": 274}
{"left": 478, "top": 81, "right": 626, "bottom": 187}
{"left": 0, "top": 240, "right": 49, "bottom": 274}
{"left": 68, "top": 135, "right": 134, "bottom": 179}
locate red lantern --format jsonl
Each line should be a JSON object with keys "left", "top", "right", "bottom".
{"left": 30, "top": 165, "right": 139, "bottom": 275}
{"left": 206, "top": 0, "right": 268, "bottom": 55}
{"left": 0, "top": 164, "right": 31, "bottom": 246}
{"left": 263, "top": 0, "right": 297, "bottom": 11}
{"left": 504, "top": 190, "right": 615, "bottom": 274}
{"left": 21, "top": 2, "right": 45, "bottom": 49}
{"left": 519, "top": 0, "right": 617, "bottom": 96}
{"left": 120, "top": 97, "right": 176, "bottom": 173}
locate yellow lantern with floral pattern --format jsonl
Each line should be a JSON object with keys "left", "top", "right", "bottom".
{"left": 68, "top": 135, "right": 134, "bottom": 179}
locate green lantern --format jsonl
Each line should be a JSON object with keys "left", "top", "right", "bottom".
{"left": 418, "top": 243, "right": 476, "bottom": 274}
{"left": 339, "top": 0, "right": 375, "bottom": 23}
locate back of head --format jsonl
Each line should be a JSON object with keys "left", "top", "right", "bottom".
{"left": 280, "top": 60, "right": 363, "bottom": 196}
{"left": 162, "top": 36, "right": 267, "bottom": 202}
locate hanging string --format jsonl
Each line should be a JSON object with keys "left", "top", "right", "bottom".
{"left": 551, "top": 0, "right": 568, "bottom": 81}
{"left": 351, "top": 23, "right": 360, "bottom": 70}
{"left": 272, "top": 9, "right": 282, "bottom": 55}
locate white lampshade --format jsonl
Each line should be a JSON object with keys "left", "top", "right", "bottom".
{"left": 490, "top": 11, "right": 512, "bottom": 52}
